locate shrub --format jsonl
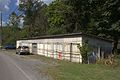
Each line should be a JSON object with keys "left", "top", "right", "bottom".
{"left": 77, "top": 41, "right": 92, "bottom": 64}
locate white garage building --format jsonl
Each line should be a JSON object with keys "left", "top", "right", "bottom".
{"left": 16, "top": 33, "right": 112, "bottom": 63}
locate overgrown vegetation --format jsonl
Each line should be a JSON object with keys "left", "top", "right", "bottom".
{"left": 77, "top": 41, "right": 92, "bottom": 63}
{"left": 24, "top": 54, "right": 120, "bottom": 80}
{"left": 2, "top": 0, "right": 120, "bottom": 54}
{"left": 1, "top": 0, "right": 120, "bottom": 79}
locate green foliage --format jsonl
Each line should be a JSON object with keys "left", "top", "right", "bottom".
{"left": 33, "top": 4, "right": 48, "bottom": 36}
{"left": 2, "top": 26, "right": 21, "bottom": 46}
{"left": 46, "top": 0, "right": 73, "bottom": 34}
{"left": 4, "top": 0, "right": 119, "bottom": 54}
{"left": 2, "top": 26, "right": 29, "bottom": 46}
{"left": 18, "top": 0, "right": 48, "bottom": 37}
{"left": 77, "top": 41, "right": 92, "bottom": 63}
{"left": 93, "top": 0, "right": 120, "bottom": 53}
{"left": 46, "top": 0, "right": 64, "bottom": 27}
{"left": 47, "top": 26, "right": 66, "bottom": 35}
{"left": 8, "top": 12, "right": 20, "bottom": 27}
{"left": 27, "top": 54, "right": 120, "bottom": 80}
{"left": 64, "top": 0, "right": 120, "bottom": 54}
{"left": 19, "top": 26, "right": 29, "bottom": 38}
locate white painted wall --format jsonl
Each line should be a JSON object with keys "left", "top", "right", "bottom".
{"left": 16, "top": 36, "right": 112, "bottom": 63}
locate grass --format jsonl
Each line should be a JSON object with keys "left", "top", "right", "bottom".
{"left": 25, "top": 54, "right": 120, "bottom": 80}
{"left": 4, "top": 51, "right": 120, "bottom": 80}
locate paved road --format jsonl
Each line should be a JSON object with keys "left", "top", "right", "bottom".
{"left": 0, "top": 50, "right": 51, "bottom": 80}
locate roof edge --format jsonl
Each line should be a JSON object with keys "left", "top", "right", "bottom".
{"left": 18, "top": 33, "right": 113, "bottom": 42}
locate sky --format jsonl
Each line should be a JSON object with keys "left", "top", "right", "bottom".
{"left": 0, "top": 0, "right": 53, "bottom": 26}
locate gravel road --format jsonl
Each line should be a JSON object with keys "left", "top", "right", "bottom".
{"left": 0, "top": 50, "right": 52, "bottom": 80}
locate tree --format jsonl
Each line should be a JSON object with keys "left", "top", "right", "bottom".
{"left": 93, "top": 0, "right": 120, "bottom": 54}
{"left": 46, "top": 0, "right": 69, "bottom": 34}
{"left": 32, "top": 3, "right": 48, "bottom": 36}
{"left": 65, "top": 0, "right": 120, "bottom": 54}
{"left": 63, "top": 0, "right": 93, "bottom": 33}
{"left": 103, "top": 0, "right": 120, "bottom": 54}
{"left": 17, "top": 0, "right": 120, "bottom": 54}
{"left": 2, "top": 26, "right": 21, "bottom": 45}
{"left": 18, "top": 0, "right": 48, "bottom": 37}
{"left": 8, "top": 12, "right": 20, "bottom": 27}
{"left": 47, "top": 0, "right": 100, "bottom": 34}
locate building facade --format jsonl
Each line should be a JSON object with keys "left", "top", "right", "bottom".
{"left": 16, "top": 33, "right": 112, "bottom": 63}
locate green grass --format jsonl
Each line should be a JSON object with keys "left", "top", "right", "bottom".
{"left": 48, "top": 61, "right": 120, "bottom": 80}
{"left": 3, "top": 50, "right": 120, "bottom": 80}
{"left": 25, "top": 54, "right": 120, "bottom": 80}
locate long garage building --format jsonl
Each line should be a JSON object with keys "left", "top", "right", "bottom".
{"left": 16, "top": 33, "right": 112, "bottom": 63}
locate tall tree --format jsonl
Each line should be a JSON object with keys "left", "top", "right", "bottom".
{"left": 64, "top": 0, "right": 120, "bottom": 54}
{"left": 33, "top": 3, "right": 48, "bottom": 36}
{"left": 8, "top": 12, "right": 19, "bottom": 27}
{"left": 2, "top": 26, "right": 21, "bottom": 45}
{"left": 18, "top": 0, "right": 48, "bottom": 37}
{"left": 47, "top": 0, "right": 81, "bottom": 34}
{"left": 47, "top": 0, "right": 99, "bottom": 34}
{"left": 46, "top": 0, "right": 67, "bottom": 34}
{"left": 63, "top": 0, "right": 93, "bottom": 33}
{"left": 97, "top": 0, "right": 120, "bottom": 54}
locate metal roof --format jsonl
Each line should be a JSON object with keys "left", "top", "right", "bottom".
{"left": 18, "top": 33, "right": 113, "bottom": 42}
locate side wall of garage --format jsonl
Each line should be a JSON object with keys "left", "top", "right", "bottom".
{"left": 17, "top": 37, "right": 83, "bottom": 63}
{"left": 16, "top": 35, "right": 112, "bottom": 63}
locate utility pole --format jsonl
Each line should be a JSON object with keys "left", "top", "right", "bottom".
{"left": 0, "top": 12, "right": 2, "bottom": 48}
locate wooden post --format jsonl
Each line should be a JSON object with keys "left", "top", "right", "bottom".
{"left": 98, "top": 46, "right": 101, "bottom": 59}
{"left": 56, "top": 43, "right": 58, "bottom": 59}
{"left": 70, "top": 43, "right": 73, "bottom": 62}
{"left": 62, "top": 43, "right": 65, "bottom": 60}
{"left": 47, "top": 43, "right": 48, "bottom": 57}
{"left": 101, "top": 51, "right": 104, "bottom": 60}
{"left": 52, "top": 43, "right": 54, "bottom": 58}
{"left": 43, "top": 43, "right": 45, "bottom": 55}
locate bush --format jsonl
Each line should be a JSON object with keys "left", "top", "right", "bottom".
{"left": 77, "top": 41, "right": 92, "bottom": 64}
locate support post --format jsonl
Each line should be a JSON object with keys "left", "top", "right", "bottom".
{"left": 70, "top": 43, "right": 72, "bottom": 62}
{"left": 98, "top": 46, "right": 101, "bottom": 59}
{"left": 101, "top": 51, "right": 104, "bottom": 60}
{"left": 62, "top": 43, "right": 65, "bottom": 60}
